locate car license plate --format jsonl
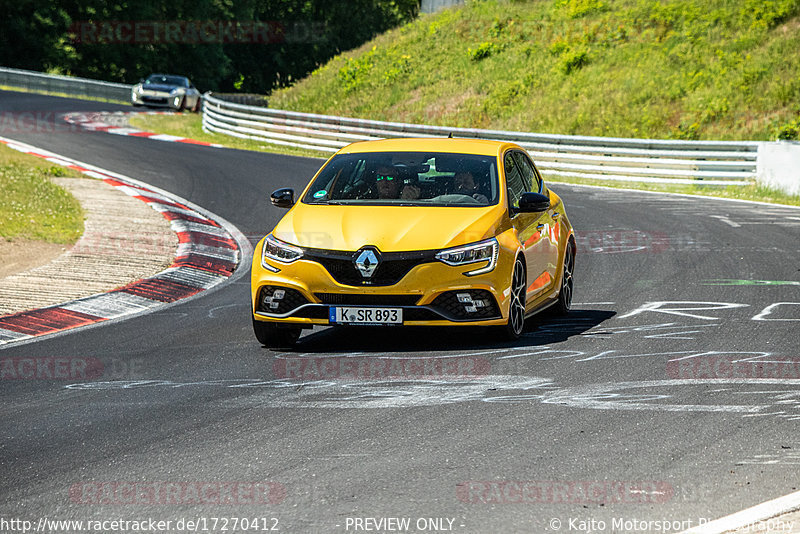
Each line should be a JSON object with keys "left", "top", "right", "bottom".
{"left": 329, "top": 307, "right": 402, "bottom": 325}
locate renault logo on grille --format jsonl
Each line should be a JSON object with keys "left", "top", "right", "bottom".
{"left": 354, "top": 248, "right": 380, "bottom": 278}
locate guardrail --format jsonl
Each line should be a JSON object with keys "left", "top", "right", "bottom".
{"left": 202, "top": 93, "right": 759, "bottom": 187}
{"left": 2, "top": 69, "right": 793, "bottom": 192}
{"left": 0, "top": 67, "right": 131, "bottom": 103}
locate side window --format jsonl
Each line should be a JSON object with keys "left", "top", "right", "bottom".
{"left": 330, "top": 159, "right": 365, "bottom": 199}
{"left": 504, "top": 152, "right": 527, "bottom": 209}
{"left": 532, "top": 162, "right": 544, "bottom": 192}
{"left": 512, "top": 151, "right": 541, "bottom": 193}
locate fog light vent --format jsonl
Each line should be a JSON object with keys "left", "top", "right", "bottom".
{"left": 257, "top": 286, "right": 307, "bottom": 315}
{"left": 431, "top": 290, "right": 500, "bottom": 320}
{"left": 456, "top": 292, "right": 490, "bottom": 313}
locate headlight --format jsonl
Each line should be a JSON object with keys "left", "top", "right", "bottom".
{"left": 134, "top": 85, "right": 143, "bottom": 94}
{"left": 262, "top": 234, "right": 303, "bottom": 268}
{"left": 170, "top": 88, "right": 184, "bottom": 95}
{"left": 435, "top": 237, "right": 498, "bottom": 276}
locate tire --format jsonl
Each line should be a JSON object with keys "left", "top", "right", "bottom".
{"left": 253, "top": 318, "right": 301, "bottom": 349}
{"left": 192, "top": 97, "right": 201, "bottom": 113}
{"left": 496, "top": 256, "right": 527, "bottom": 340}
{"left": 551, "top": 240, "right": 575, "bottom": 316}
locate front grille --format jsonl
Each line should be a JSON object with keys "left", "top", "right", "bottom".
{"left": 403, "top": 308, "right": 443, "bottom": 321}
{"left": 430, "top": 289, "right": 501, "bottom": 321}
{"left": 303, "top": 248, "right": 437, "bottom": 287}
{"left": 293, "top": 306, "right": 330, "bottom": 319}
{"left": 257, "top": 286, "right": 308, "bottom": 315}
{"left": 142, "top": 97, "right": 168, "bottom": 104}
{"left": 315, "top": 293, "right": 421, "bottom": 306}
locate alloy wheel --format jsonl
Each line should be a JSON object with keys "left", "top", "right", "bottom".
{"left": 560, "top": 243, "right": 575, "bottom": 312}
{"left": 509, "top": 258, "right": 526, "bottom": 336}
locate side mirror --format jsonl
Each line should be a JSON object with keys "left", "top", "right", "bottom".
{"left": 270, "top": 188, "right": 295, "bottom": 208}
{"left": 516, "top": 192, "right": 550, "bottom": 213}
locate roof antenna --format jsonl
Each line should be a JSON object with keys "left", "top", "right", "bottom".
{"left": 448, "top": 132, "right": 453, "bottom": 138}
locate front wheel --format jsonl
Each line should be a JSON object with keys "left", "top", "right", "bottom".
{"left": 551, "top": 240, "right": 575, "bottom": 316}
{"left": 496, "top": 256, "right": 527, "bottom": 341}
{"left": 253, "top": 318, "right": 301, "bottom": 349}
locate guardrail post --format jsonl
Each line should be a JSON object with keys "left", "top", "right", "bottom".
{"left": 757, "top": 141, "right": 800, "bottom": 196}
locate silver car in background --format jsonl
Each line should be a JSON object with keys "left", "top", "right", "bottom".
{"left": 131, "top": 74, "right": 201, "bottom": 111}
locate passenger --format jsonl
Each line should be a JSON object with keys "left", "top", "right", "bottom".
{"left": 454, "top": 171, "right": 489, "bottom": 204}
{"left": 375, "top": 165, "right": 420, "bottom": 200}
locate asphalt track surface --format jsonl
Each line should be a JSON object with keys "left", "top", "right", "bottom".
{"left": 2, "top": 90, "right": 800, "bottom": 533}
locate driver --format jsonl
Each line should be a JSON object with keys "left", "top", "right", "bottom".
{"left": 454, "top": 171, "right": 489, "bottom": 204}
{"left": 375, "top": 165, "right": 420, "bottom": 200}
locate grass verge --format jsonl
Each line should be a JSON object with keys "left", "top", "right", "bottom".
{"left": 0, "top": 143, "right": 85, "bottom": 244}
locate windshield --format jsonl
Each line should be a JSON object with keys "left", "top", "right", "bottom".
{"left": 145, "top": 75, "right": 189, "bottom": 87}
{"left": 302, "top": 151, "right": 499, "bottom": 207}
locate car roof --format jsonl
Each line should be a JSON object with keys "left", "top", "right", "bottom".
{"left": 337, "top": 137, "right": 518, "bottom": 157}
{"left": 147, "top": 74, "right": 188, "bottom": 80}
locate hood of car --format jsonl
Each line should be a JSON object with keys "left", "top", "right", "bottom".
{"left": 141, "top": 84, "right": 180, "bottom": 92}
{"left": 271, "top": 203, "right": 503, "bottom": 252}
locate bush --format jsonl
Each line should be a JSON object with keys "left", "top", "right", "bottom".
{"left": 338, "top": 53, "right": 376, "bottom": 93}
{"left": 559, "top": 47, "right": 590, "bottom": 73}
{"left": 489, "top": 17, "right": 514, "bottom": 38}
{"left": 557, "top": 0, "right": 607, "bottom": 19}
{"left": 777, "top": 117, "right": 800, "bottom": 140}
{"left": 46, "top": 166, "right": 67, "bottom": 177}
{"left": 383, "top": 54, "right": 412, "bottom": 84}
{"left": 741, "top": 0, "right": 800, "bottom": 29}
{"left": 468, "top": 42, "right": 499, "bottom": 61}
{"left": 672, "top": 121, "right": 701, "bottom": 140}
{"left": 549, "top": 39, "right": 570, "bottom": 55}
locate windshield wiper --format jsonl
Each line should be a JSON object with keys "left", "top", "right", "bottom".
{"left": 308, "top": 200, "right": 345, "bottom": 205}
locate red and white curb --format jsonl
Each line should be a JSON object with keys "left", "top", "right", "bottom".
{"left": 63, "top": 111, "right": 224, "bottom": 147}
{"left": 0, "top": 136, "right": 251, "bottom": 346}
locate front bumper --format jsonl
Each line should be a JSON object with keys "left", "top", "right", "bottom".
{"left": 131, "top": 91, "right": 181, "bottom": 109}
{"left": 251, "top": 239, "right": 515, "bottom": 327}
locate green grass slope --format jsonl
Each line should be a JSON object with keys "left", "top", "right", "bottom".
{"left": 0, "top": 144, "right": 84, "bottom": 244}
{"left": 269, "top": 0, "right": 800, "bottom": 141}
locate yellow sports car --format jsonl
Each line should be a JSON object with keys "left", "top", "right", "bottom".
{"left": 251, "top": 138, "right": 575, "bottom": 348}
